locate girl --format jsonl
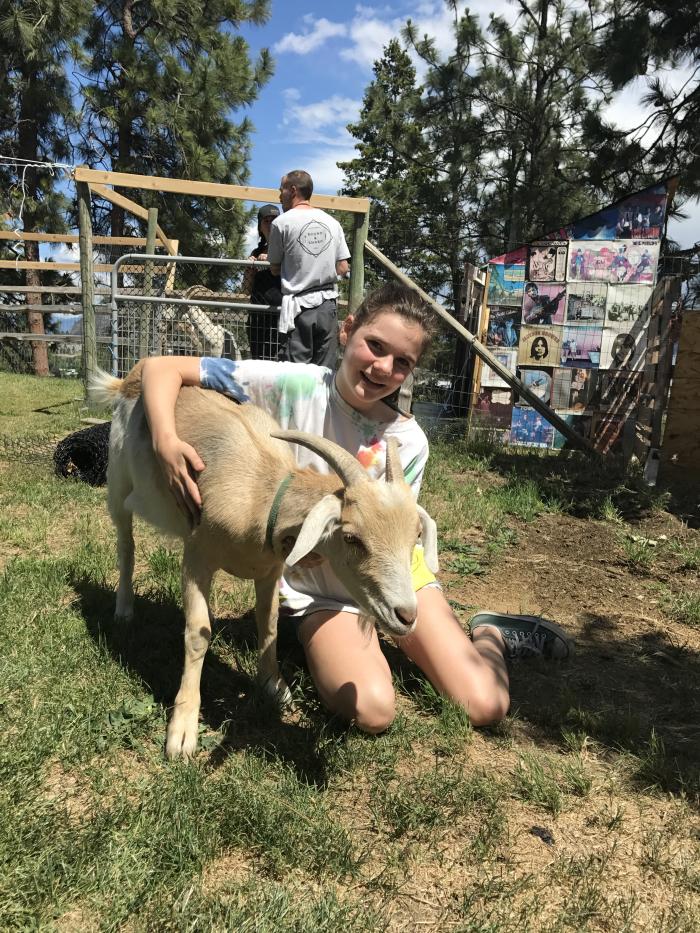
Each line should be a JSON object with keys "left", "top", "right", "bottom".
{"left": 141, "top": 282, "right": 568, "bottom": 733}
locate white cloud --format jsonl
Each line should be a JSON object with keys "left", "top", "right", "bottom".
{"left": 273, "top": 16, "right": 346, "bottom": 55}
{"left": 278, "top": 94, "right": 361, "bottom": 146}
{"left": 303, "top": 149, "right": 357, "bottom": 193}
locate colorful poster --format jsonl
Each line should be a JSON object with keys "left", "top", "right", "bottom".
{"left": 571, "top": 183, "right": 668, "bottom": 241}
{"left": 519, "top": 325, "right": 563, "bottom": 366}
{"left": 568, "top": 240, "right": 660, "bottom": 284}
{"left": 552, "top": 367, "right": 598, "bottom": 411}
{"left": 553, "top": 414, "right": 593, "bottom": 449}
{"left": 516, "top": 367, "right": 553, "bottom": 407}
{"left": 510, "top": 408, "right": 555, "bottom": 448}
{"left": 480, "top": 348, "right": 517, "bottom": 388}
{"left": 560, "top": 325, "right": 603, "bottom": 368}
{"left": 488, "top": 262, "right": 525, "bottom": 306}
{"left": 597, "top": 370, "right": 642, "bottom": 413}
{"left": 522, "top": 282, "right": 567, "bottom": 325}
{"left": 605, "top": 284, "right": 653, "bottom": 325}
{"left": 486, "top": 306, "right": 520, "bottom": 348}
{"left": 600, "top": 327, "right": 646, "bottom": 371}
{"left": 473, "top": 388, "right": 513, "bottom": 428}
{"left": 565, "top": 283, "right": 607, "bottom": 323}
{"left": 527, "top": 241, "right": 568, "bottom": 282}
{"left": 591, "top": 414, "right": 627, "bottom": 454}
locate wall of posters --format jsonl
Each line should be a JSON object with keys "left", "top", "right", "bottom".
{"left": 479, "top": 180, "right": 673, "bottom": 450}
{"left": 480, "top": 348, "right": 517, "bottom": 388}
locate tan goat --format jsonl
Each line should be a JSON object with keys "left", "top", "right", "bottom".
{"left": 90, "top": 365, "right": 438, "bottom": 758}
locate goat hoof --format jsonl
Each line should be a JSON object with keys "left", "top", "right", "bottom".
{"left": 260, "top": 674, "right": 293, "bottom": 708}
{"left": 165, "top": 715, "right": 199, "bottom": 759}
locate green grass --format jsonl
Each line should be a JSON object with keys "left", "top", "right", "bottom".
{"left": 0, "top": 375, "right": 699, "bottom": 930}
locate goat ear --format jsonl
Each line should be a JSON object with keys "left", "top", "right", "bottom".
{"left": 417, "top": 505, "right": 439, "bottom": 573}
{"left": 285, "top": 495, "right": 342, "bottom": 567}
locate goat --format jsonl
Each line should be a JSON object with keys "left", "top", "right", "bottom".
{"left": 155, "top": 285, "right": 242, "bottom": 359}
{"left": 90, "top": 363, "right": 438, "bottom": 759}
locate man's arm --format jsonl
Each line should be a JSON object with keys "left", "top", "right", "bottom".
{"left": 336, "top": 259, "right": 349, "bottom": 277}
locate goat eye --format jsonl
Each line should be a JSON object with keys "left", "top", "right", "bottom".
{"left": 343, "top": 532, "right": 364, "bottom": 549}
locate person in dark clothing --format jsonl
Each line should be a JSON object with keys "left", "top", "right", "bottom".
{"left": 523, "top": 282, "right": 566, "bottom": 325}
{"left": 245, "top": 204, "right": 283, "bottom": 359}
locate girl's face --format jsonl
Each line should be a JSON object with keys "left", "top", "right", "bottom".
{"left": 336, "top": 310, "right": 425, "bottom": 414}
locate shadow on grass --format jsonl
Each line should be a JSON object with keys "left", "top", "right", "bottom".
{"left": 503, "top": 612, "right": 700, "bottom": 800}
{"left": 71, "top": 573, "right": 337, "bottom": 786}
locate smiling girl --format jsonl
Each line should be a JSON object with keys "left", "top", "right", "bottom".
{"left": 140, "top": 282, "right": 567, "bottom": 732}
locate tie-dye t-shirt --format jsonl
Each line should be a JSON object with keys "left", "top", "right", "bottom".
{"left": 200, "top": 357, "right": 429, "bottom": 616}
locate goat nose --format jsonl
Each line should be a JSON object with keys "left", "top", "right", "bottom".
{"left": 394, "top": 608, "right": 417, "bottom": 630}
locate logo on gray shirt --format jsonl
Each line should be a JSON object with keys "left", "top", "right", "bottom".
{"left": 297, "top": 221, "right": 333, "bottom": 256}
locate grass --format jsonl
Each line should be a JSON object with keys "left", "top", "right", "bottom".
{"left": 0, "top": 374, "right": 699, "bottom": 930}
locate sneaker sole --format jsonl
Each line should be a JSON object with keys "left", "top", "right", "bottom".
{"left": 469, "top": 611, "right": 574, "bottom": 659}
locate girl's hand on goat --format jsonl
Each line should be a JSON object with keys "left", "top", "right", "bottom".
{"left": 154, "top": 434, "right": 205, "bottom": 526}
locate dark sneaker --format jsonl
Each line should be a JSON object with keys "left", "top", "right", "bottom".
{"left": 469, "top": 611, "right": 574, "bottom": 660}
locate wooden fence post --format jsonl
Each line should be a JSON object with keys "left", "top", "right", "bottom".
{"left": 348, "top": 209, "right": 369, "bottom": 314}
{"left": 77, "top": 182, "right": 96, "bottom": 394}
{"left": 140, "top": 207, "right": 158, "bottom": 360}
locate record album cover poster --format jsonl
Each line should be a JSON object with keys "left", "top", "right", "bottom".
{"left": 527, "top": 241, "right": 568, "bottom": 282}
{"left": 522, "top": 282, "right": 567, "bottom": 325}
{"left": 480, "top": 348, "right": 517, "bottom": 388}
{"left": 600, "top": 327, "right": 646, "bottom": 371}
{"left": 570, "top": 182, "right": 668, "bottom": 241}
{"left": 473, "top": 388, "right": 513, "bottom": 428}
{"left": 597, "top": 370, "right": 642, "bottom": 413}
{"left": 487, "top": 262, "right": 525, "bottom": 306}
{"left": 486, "top": 306, "right": 521, "bottom": 348}
{"left": 591, "top": 414, "right": 627, "bottom": 454}
{"left": 560, "top": 325, "right": 603, "bottom": 368}
{"left": 605, "top": 284, "right": 653, "bottom": 325}
{"left": 510, "top": 408, "right": 555, "bottom": 448}
{"left": 552, "top": 367, "right": 598, "bottom": 411}
{"left": 566, "top": 283, "right": 607, "bottom": 323}
{"left": 516, "top": 367, "right": 553, "bottom": 407}
{"left": 518, "top": 325, "right": 563, "bottom": 366}
{"left": 568, "top": 240, "right": 660, "bottom": 285}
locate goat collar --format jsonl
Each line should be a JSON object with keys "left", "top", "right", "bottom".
{"left": 265, "top": 473, "right": 295, "bottom": 550}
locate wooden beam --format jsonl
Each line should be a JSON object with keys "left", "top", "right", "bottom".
{"left": 0, "top": 231, "right": 151, "bottom": 246}
{"left": 0, "top": 260, "right": 114, "bottom": 272}
{"left": 88, "top": 183, "right": 176, "bottom": 255}
{"left": 74, "top": 165, "right": 370, "bottom": 214}
{"left": 0, "top": 285, "right": 110, "bottom": 295}
{"left": 3, "top": 303, "right": 82, "bottom": 313}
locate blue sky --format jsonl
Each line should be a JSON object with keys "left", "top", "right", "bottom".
{"left": 237, "top": 0, "right": 700, "bottom": 250}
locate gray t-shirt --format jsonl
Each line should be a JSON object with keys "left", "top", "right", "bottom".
{"left": 267, "top": 207, "right": 350, "bottom": 305}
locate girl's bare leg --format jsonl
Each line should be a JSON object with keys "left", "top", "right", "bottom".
{"left": 396, "top": 587, "right": 510, "bottom": 726}
{"left": 297, "top": 610, "right": 396, "bottom": 733}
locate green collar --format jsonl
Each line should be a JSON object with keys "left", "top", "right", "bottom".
{"left": 265, "top": 473, "right": 295, "bottom": 550}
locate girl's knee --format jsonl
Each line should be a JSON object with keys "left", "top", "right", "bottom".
{"left": 336, "top": 681, "right": 396, "bottom": 734}
{"left": 465, "top": 692, "right": 510, "bottom": 728}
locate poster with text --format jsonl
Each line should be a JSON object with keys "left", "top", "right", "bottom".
{"left": 510, "top": 408, "right": 555, "bottom": 448}
{"left": 552, "top": 367, "right": 598, "bottom": 411}
{"left": 480, "top": 348, "right": 517, "bottom": 388}
{"left": 522, "top": 281, "right": 567, "bottom": 325}
{"left": 486, "top": 306, "right": 521, "bottom": 348}
{"left": 560, "top": 325, "right": 603, "bottom": 368}
{"left": 605, "top": 284, "right": 653, "bottom": 325}
{"left": 518, "top": 325, "right": 563, "bottom": 367}
{"left": 568, "top": 240, "right": 659, "bottom": 284}
{"left": 527, "top": 241, "right": 568, "bottom": 282}
{"left": 565, "top": 283, "right": 607, "bottom": 323}
{"left": 600, "top": 327, "right": 646, "bottom": 371}
{"left": 516, "top": 367, "right": 553, "bottom": 407}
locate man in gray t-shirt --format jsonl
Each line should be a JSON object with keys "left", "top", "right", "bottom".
{"left": 267, "top": 169, "right": 350, "bottom": 367}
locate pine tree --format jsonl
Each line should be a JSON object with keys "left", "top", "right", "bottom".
{"left": 76, "top": 0, "right": 274, "bottom": 264}
{"left": 475, "top": 0, "right": 606, "bottom": 255}
{"left": 0, "top": 0, "right": 87, "bottom": 375}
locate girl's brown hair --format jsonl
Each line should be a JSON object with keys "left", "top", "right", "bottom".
{"left": 348, "top": 281, "right": 437, "bottom": 354}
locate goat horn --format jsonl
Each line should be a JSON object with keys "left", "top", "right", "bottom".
{"left": 383, "top": 437, "right": 405, "bottom": 484}
{"left": 271, "top": 430, "right": 368, "bottom": 486}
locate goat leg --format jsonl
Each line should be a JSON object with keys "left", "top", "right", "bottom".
{"left": 109, "top": 483, "right": 135, "bottom": 622}
{"left": 166, "top": 546, "right": 213, "bottom": 759}
{"left": 254, "top": 571, "right": 292, "bottom": 706}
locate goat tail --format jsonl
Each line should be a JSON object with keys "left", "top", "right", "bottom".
{"left": 88, "top": 367, "right": 124, "bottom": 407}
